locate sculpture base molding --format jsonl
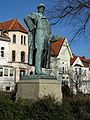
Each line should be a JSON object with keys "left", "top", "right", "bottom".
{"left": 16, "top": 79, "right": 62, "bottom": 101}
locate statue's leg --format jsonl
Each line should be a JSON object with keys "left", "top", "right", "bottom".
{"left": 35, "top": 48, "right": 43, "bottom": 74}
{"left": 28, "top": 32, "right": 33, "bottom": 65}
{"left": 35, "top": 30, "right": 44, "bottom": 74}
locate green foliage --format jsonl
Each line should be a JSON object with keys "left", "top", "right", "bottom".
{"left": 68, "top": 95, "right": 90, "bottom": 120}
{"left": 29, "top": 95, "right": 61, "bottom": 120}
{"left": 1, "top": 93, "right": 90, "bottom": 120}
{"left": 0, "top": 99, "right": 28, "bottom": 120}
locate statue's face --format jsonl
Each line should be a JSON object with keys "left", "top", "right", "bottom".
{"left": 38, "top": 7, "right": 45, "bottom": 13}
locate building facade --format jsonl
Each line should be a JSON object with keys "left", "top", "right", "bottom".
{"left": 0, "top": 18, "right": 32, "bottom": 82}
{"left": 0, "top": 29, "right": 15, "bottom": 91}
{"left": 50, "top": 37, "right": 73, "bottom": 85}
{"left": 70, "top": 56, "right": 90, "bottom": 94}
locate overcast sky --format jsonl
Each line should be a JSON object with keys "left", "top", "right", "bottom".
{"left": 0, "top": 0, "right": 90, "bottom": 58}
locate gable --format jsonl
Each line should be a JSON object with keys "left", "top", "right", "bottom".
{"left": 59, "top": 39, "right": 73, "bottom": 58}
{"left": 71, "top": 56, "right": 90, "bottom": 68}
{"left": 72, "top": 57, "right": 84, "bottom": 67}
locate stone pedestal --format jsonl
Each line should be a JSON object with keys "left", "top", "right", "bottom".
{"left": 16, "top": 79, "right": 62, "bottom": 101}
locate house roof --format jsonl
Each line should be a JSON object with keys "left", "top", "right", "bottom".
{"left": 51, "top": 38, "right": 65, "bottom": 56}
{"left": 70, "top": 55, "right": 90, "bottom": 67}
{"left": 0, "top": 18, "right": 28, "bottom": 33}
{"left": 70, "top": 56, "right": 77, "bottom": 65}
{"left": 79, "top": 56, "right": 90, "bottom": 67}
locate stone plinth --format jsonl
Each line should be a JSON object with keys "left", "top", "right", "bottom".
{"left": 16, "top": 79, "right": 62, "bottom": 101}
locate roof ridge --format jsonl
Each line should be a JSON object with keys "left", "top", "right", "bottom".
{"left": 15, "top": 19, "right": 20, "bottom": 31}
{"left": 9, "top": 18, "right": 16, "bottom": 30}
{"left": 57, "top": 38, "right": 65, "bottom": 55}
{"left": 17, "top": 19, "right": 27, "bottom": 31}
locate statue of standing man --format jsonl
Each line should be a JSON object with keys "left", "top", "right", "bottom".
{"left": 24, "top": 4, "right": 51, "bottom": 75}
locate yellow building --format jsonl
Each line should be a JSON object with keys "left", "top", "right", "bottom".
{"left": 0, "top": 18, "right": 32, "bottom": 82}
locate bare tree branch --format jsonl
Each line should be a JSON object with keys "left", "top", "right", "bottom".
{"left": 47, "top": 0, "right": 90, "bottom": 42}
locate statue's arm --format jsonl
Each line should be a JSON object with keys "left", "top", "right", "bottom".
{"left": 24, "top": 13, "right": 37, "bottom": 31}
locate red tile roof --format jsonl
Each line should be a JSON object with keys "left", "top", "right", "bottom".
{"left": 51, "top": 38, "right": 65, "bottom": 56}
{"left": 70, "top": 55, "right": 90, "bottom": 67}
{"left": 70, "top": 56, "right": 77, "bottom": 65}
{"left": 79, "top": 56, "right": 90, "bottom": 67}
{"left": 0, "top": 18, "right": 28, "bottom": 33}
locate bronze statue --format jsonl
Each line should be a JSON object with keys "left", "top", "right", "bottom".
{"left": 24, "top": 4, "right": 51, "bottom": 75}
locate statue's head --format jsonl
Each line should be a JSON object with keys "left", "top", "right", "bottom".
{"left": 37, "top": 4, "right": 45, "bottom": 13}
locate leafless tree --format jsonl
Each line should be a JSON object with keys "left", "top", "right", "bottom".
{"left": 47, "top": 0, "right": 90, "bottom": 43}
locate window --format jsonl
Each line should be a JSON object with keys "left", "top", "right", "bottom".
{"left": 13, "top": 34, "right": 16, "bottom": 43}
{"left": 6, "top": 87, "right": 10, "bottom": 91}
{"left": 62, "top": 67, "right": 64, "bottom": 73}
{"left": 30, "top": 71, "right": 33, "bottom": 75}
{"left": 83, "top": 70, "right": 86, "bottom": 76}
{"left": 10, "top": 69, "right": 13, "bottom": 76}
{"left": 21, "top": 51, "right": 25, "bottom": 63}
{"left": 0, "top": 68, "right": 3, "bottom": 77}
{"left": 21, "top": 35, "right": 23, "bottom": 44}
{"left": 62, "top": 77, "right": 65, "bottom": 79}
{"left": 75, "top": 68, "right": 77, "bottom": 75}
{"left": 1, "top": 47, "right": 4, "bottom": 57}
{"left": 12, "top": 50, "right": 16, "bottom": 61}
{"left": 4, "top": 68, "right": 8, "bottom": 76}
{"left": 24, "top": 36, "right": 26, "bottom": 45}
{"left": 79, "top": 68, "right": 82, "bottom": 75}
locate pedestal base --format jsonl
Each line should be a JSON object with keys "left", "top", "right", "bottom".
{"left": 16, "top": 79, "right": 62, "bottom": 101}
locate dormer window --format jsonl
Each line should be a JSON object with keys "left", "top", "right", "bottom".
{"left": 13, "top": 34, "right": 16, "bottom": 43}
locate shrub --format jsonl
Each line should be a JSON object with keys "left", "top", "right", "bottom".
{"left": 26, "top": 95, "right": 76, "bottom": 120}
{"left": 2, "top": 93, "right": 90, "bottom": 120}
{"left": 65, "top": 96, "right": 90, "bottom": 120}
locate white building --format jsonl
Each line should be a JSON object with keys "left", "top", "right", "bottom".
{"left": 0, "top": 29, "right": 15, "bottom": 91}
{"left": 70, "top": 56, "right": 90, "bottom": 94}
{"left": 0, "top": 29, "right": 9, "bottom": 65}
{"left": 50, "top": 37, "right": 73, "bottom": 85}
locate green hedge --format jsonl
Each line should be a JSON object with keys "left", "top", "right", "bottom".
{"left": 67, "top": 95, "right": 90, "bottom": 120}
{"left": 0, "top": 92, "right": 90, "bottom": 120}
